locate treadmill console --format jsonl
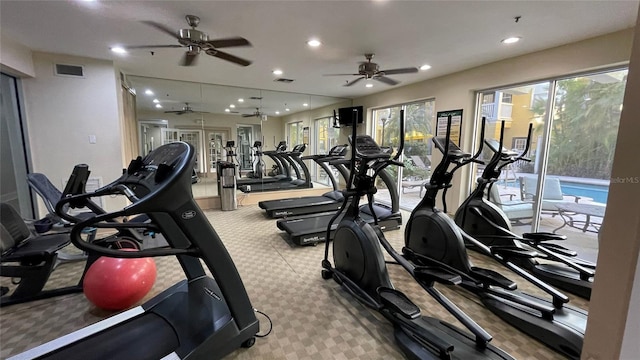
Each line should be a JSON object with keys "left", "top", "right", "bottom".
{"left": 253, "top": 141, "right": 262, "bottom": 147}
{"left": 291, "top": 144, "right": 306, "bottom": 153}
{"left": 225, "top": 141, "right": 235, "bottom": 148}
{"left": 352, "top": 135, "right": 390, "bottom": 160}
{"left": 432, "top": 137, "right": 470, "bottom": 159}
{"left": 276, "top": 141, "right": 287, "bottom": 152}
{"left": 329, "top": 144, "right": 349, "bottom": 157}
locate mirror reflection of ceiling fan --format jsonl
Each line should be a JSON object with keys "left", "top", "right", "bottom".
{"left": 242, "top": 108, "right": 264, "bottom": 118}
{"left": 324, "top": 53, "right": 418, "bottom": 86}
{"left": 165, "top": 102, "right": 210, "bottom": 115}
{"left": 115, "top": 15, "right": 252, "bottom": 67}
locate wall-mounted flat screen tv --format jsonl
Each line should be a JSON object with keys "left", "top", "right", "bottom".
{"left": 338, "top": 106, "right": 364, "bottom": 126}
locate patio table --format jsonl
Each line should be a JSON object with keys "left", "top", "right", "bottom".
{"left": 553, "top": 202, "right": 606, "bottom": 234}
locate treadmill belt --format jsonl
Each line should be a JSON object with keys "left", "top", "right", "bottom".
{"left": 43, "top": 313, "right": 179, "bottom": 360}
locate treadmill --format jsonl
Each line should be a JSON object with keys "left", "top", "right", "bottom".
{"left": 258, "top": 144, "right": 349, "bottom": 218}
{"left": 10, "top": 142, "right": 260, "bottom": 360}
{"left": 236, "top": 140, "right": 289, "bottom": 186}
{"left": 276, "top": 158, "right": 402, "bottom": 246}
{"left": 238, "top": 144, "right": 313, "bottom": 193}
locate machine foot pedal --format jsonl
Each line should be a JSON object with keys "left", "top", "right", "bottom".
{"left": 378, "top": 287, "right": 420, "bottom": 319}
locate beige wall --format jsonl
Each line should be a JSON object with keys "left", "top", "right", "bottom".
{"left": 0, "top": 34, "right": 35, "bottom": 77}
{"left": 583, "top": 12, "right": 640, "bottom": 360}
{"left": 22, "top": 52, "right": 126, "bottom": 216}
{"left": 352, "top": 28, "right": 634, "bottom": 211}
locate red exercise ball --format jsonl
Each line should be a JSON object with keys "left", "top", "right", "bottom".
{"left": 83, "top": 255, "right": 157, "bottom": 311}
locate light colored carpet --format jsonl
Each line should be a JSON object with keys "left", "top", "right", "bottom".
{"left": 1, "top": 205, "right": 589, "bottom": 359}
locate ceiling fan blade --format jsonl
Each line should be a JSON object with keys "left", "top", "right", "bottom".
{"left": 142, "top": 21, "right": 179, "bottom": 39}
{"left": 344, "top": 77, "right": 365, "bottom": 87}
{"left": 120, "top": 45, "right": 183, "bottom": 50}
{"left": 242, "top": 114, "right": 255, "bottom": 117}
{"left": 180, "top": 52, "right": 199, "bottom": 66}
{"left": 205, "top": 49, "right": 252, "bottom": 66}
{"left": 323, "top": 73, "right": 361, "bottom": 76}
{"left": 379, "top": 67, "right": 419, "bottom": 75}
{"left": 374, "top": 76, "right": 399, "bottom": 85}
{"left": 206, "top": 37, "right": 251, "bottom": 48}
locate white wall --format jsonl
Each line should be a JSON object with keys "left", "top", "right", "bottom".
{"left": 0, "top": 34, "right": 35, "bottom": 77}
{"left": 22, "top": 52, "right": 126, "bottom": 216}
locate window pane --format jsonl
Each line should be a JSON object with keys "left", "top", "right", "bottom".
{"left": 544, "top": 69, "right": 627, "bottom": 263}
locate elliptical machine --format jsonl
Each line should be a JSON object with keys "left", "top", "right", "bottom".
{"left": 11, "top": 142, "right": 260, "bottom": 360}
{"left": 225, "top": 140, "right": 242, "bottom": 179}
{"left": 321, "top": 110, "right": 514, "bottom": 360}
{"left": 247, "top": 141, "right": 267, "bottom": 179}
{"left": 454, "top": 121, "right": 595, "bottom": 299}
{"left": 403, "top": 116, "right": 588, "bottom": 359}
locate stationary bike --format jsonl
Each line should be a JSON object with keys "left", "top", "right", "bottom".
{"left": 403, "top": 116, "right": 588, "bottom": 359}
{"left": 454, "top": 120, "right": 595, "bottom": 299}
{"left": 321, "top": 110, "right": 514, "bottom": 360}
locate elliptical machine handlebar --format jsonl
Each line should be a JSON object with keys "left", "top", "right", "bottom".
{"left": 430, "top": 116, "right": 487, "bottom": 212}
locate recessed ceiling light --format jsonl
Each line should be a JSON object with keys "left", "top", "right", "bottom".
{"left": 229, "top": 104, "right": 236, "bottom": 108}
{"left": 303, "top": 103, "right": 308, "bottom": 107}
{"left": 155, "top": 104, "right": 162, "bottom": 109}
{"left": 419, "top": 64, "right": 431, "bottom": 71}
{"left": 275, "top": 111, "right": 280, "bottom": 115}
{"left": 225, "top": 109, "right": 230, "bottom": 112}
{"left": 365, "top": 83, "right": 373, "bottom": 88}
{"left": 110, "top": 46, "right": 127, "bottom": 54}
{"left": 285, "top": 108, "right": 290, "bottom": 112}
{"left": 307, "top": 39, "right": 322, "bottom": 47}
{"left": 238, "top": 98, "right": 244, "bottom": 103}
{"left": 273, "top": 69, "right": 283, "bottom": 75}
{"left": 145, "top": 89, "right": 154, "bottom": 95}
{"left": 152, "top": 99, "right": 159, "bottom": 103}
{"left": 501, "top": 37, "right": 521, "bottom": 44}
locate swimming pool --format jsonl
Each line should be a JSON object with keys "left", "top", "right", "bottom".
{"left": 561, "top": 182, "right": 609, "bottom": 204}
{"left": 499, "top": 179, "right": 609, "bottom": 204}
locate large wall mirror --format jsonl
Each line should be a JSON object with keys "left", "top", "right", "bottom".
{"left": 128, "top": 75, "right": 350, "bottom": 200}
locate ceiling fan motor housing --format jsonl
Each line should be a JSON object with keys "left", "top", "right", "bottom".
{"left": 178, "top": 29, "right": 208, "bottom": 46}
{"left": 359, "top": 62, "right": 379, "bottom": 76}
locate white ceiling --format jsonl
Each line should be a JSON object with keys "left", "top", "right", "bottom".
{"left": 1, "top": 0, "right": 638, "bottom": 115}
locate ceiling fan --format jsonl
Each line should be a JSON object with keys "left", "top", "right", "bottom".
{"left": 324, "top": 53, "right": 418, "bottom": 86}
{"left": 164, "top": 103, "right": 210, "bottom": 115}
{"left": 242, "top": 108, "right": 264, "bottom": 118}
{"left": 118, "top": 15, "right": 252, "bottom": 67}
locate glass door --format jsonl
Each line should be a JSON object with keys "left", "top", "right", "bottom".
{"left": 314, "top": 117, "right": 340, "bottom": 186}
{"left": 237, "top": 125, "right": 253, "bottom": 172}
{"left": 372, "top": 99, "right": 435, "bottom": 211}
{"left": 288, "top": 121, "right": 304, "bottom": 146}
{"left": 208, "top": 131, "right": 227, "bottom": 173}
{"left": 473, "top": 68, "right": 628, "bottom": 264}
{"left": 1, "top": 73, "right": 32, "bottom": 217}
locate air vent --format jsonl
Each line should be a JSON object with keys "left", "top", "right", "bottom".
{"left": 274, "top": 78, "right": 294, "bottom": 83}
{"left": 54, "top": 63, "right": 85, "bottom": 78}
